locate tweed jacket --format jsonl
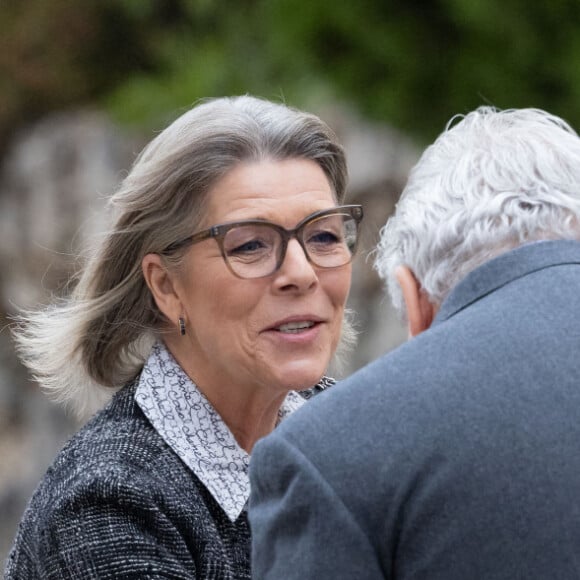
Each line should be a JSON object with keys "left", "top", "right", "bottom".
{"left": 4, "top": 381, "right": 252, "bottom": 579}
{"left": 250, "top": 240, "right": 580, "bottom": 579}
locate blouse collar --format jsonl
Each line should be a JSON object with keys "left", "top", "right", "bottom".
{"left": 135, "top": 341, "right": 306, "bottom": 522}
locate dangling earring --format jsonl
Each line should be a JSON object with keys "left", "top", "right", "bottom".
{"left": 178, "top": 317, "right": 186, "bottom": 336}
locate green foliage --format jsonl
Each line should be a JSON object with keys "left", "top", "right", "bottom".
{"left": 248, "top": 0, "right": 580, "bottom": 139}
{"left": 2, "top": 0, "right": 580, "bottom": 143}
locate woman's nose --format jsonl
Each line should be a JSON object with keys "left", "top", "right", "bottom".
{"left": 273, "top": 239, "right": 318, "bottom": 292}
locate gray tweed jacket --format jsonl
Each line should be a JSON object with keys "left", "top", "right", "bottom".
{"left": 4, "top": 382, "right": 251, "bottom": 580}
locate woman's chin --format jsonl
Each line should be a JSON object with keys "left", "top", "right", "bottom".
{"left": 271, "top": 360, "right": 329, "bottom": 391}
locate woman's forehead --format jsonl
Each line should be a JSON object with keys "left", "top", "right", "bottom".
{"left": 203, "top": 159, "right": 336, "bottom": 226}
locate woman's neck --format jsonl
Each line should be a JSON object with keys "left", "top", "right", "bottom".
{"left": 208, "top": 389, "right": 288, "bottom": 453}
{"left": 163, "top": 336, "right": 290, "bottom": 453}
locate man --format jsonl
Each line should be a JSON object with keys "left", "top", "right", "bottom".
{"left": 249, "top": 107, "right": 580, "bottom": 579}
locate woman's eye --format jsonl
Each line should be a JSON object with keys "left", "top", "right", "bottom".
{"left": 229, "top": 239, "right": 267, "bottom": 255}
{"left": 309, "top": 231, "right": 340, "bottom": 245}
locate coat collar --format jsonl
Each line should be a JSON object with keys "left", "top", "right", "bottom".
{"left": 434, "top": 240, "right": 580, "bottom": 326}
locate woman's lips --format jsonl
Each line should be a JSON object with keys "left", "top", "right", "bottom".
{"left": 265, "top": 315, "right": 324, "bottom": 333}
{"left": 263, "top": 317, "right": 324, "bottom": 342}
{"left": 275, "top": 320, "right": 316, "bottom": 333}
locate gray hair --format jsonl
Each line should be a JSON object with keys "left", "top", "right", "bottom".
{"left": 13, "top": 95, "right": 350, "bottom": 415}
{"left": 375, "top": 107, "right": 580, "bottom": 318}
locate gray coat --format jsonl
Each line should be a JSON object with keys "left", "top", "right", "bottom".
{"left": 249, "top": 240, "right": 580, "bottom": 579}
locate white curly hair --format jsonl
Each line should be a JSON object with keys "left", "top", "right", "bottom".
{"left": 375, "top": 106, "right": 580, "bottom": 318}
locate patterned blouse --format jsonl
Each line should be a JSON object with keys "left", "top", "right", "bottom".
{"left": 135, "top": 341, "right": 307, "bottom": 522}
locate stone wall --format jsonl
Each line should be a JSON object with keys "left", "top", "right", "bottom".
{"left": 0, "top": 106, "right": 419, "bottom": 563}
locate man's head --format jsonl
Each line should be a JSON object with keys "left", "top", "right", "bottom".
{"left": 375, "top": 107, "right": 580, "bottom": 336}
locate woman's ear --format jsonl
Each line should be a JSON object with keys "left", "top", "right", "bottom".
{"left": 395, "top": 266, "right": 436, "bottom": 338}
{"left": 141, "top": 253, "right": 182, "bottom": 325}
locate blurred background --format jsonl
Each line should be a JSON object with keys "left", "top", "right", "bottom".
{"left": 2, "top": 0, "right": 580, "bottom": 564}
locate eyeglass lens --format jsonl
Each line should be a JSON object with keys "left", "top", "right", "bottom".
{"left": 222, "top": 213, "right": 358, "bottom": 279}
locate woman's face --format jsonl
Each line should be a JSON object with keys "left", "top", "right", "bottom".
{"left": 173, "top": 158, "right": 352, "bottom": 397}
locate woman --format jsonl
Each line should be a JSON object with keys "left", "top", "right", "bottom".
{"left": 5, "top": 96, "right": 363, "bottom": 579}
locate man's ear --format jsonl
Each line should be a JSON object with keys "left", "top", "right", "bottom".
{"left": 141, "top": 253, "right": 182, "bottom": 326}
{"left": 395, "top": 266, "right": 436, "bottom": 337}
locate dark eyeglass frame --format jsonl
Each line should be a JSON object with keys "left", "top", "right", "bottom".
{"left": 161, "top": 204, "right": 364, "bottom": 279}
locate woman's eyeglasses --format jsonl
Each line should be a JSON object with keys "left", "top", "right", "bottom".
{"left": 162, "top": 205, "right": 364, "bottom": 279}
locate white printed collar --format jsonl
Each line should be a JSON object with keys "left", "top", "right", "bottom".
{"left": 135, "top": 342, "right": 307, "bottom": 522}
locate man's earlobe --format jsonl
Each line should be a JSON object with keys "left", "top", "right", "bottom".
{"left": 395, "top": 266, "right": 436, "bottom": 337}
